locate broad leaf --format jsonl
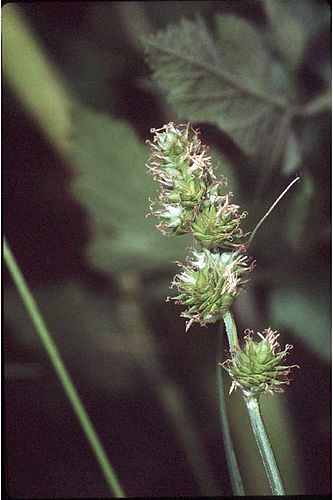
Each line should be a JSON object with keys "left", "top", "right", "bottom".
{"left": 143, "top": 15, "right": 299, "bottom": 170}
{"left": 286, "top": 174, "right": 315, "bottom": 250}
{"left": 269, "top": 283, "right": 331, "bottom": 361}
{"left": 214, "top": 14, "right": 273, "bottom": 96}
{"left": 210, "top": 148, "right": 239, "bottom": 195}
{"left": 282, "top": 129, "right": 302, "bottom": 175}
{"left": 70, "top": 107, "right": 194, "bottom": 274}
{"left": 303, "top": 91, "right": 332, "bottom": 116}
{"left": 264, "top": 0, "right": 330, "bottom": 72}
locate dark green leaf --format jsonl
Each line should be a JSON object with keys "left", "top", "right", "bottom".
{"left": 303, "top": 91, "right": 332, "bottom": 117}
{"left": 282, "top": 130, "right": 302, "bottom": 175}
{"left": 264, "top": 0, "right": 330, "bottom": 71}
{"left": 143, "top": 15, "right": 300, "bottom": 172}
{"left": 270, "top": 283, "right": 331, "bottom": 361}
{"left": 70, "top": 107, "right": 193, "bottom": 274}
{"left": 286, "top": 174, "right": 315, "bottom": 250}
{"left": 210, "top": 148, "right": 239, "bottom": 195}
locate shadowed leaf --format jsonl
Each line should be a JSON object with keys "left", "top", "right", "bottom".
{"left": 286, "top": 174, "right": 315, "bottom": 250}
{"left": 143, "top": 15, "right": 300, "bottom": 172}
{"left": 270, "top": 283, "right": 331, "bottom": 361}
{"left": 264, "top": 0, "right": 330, "bottom": 71}
{"left": 70, "top": 107, "right": 193, "bottom": 274}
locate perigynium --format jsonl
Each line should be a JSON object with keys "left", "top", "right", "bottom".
{"left": 221, "top": 328, "right": 300, "bottom": 396}
{"left": 190, "top": 194, "right": 247, "bottom": 251}
{"left": 170, "top": 250, "right": 253, "bottom": 330}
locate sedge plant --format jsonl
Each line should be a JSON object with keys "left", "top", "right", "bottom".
{"left": 146, "top": 122, "right": 299, "bottom": 495}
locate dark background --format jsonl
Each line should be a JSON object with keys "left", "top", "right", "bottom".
{"left": 4, "top": 2, "right": 331, "bottom": 497}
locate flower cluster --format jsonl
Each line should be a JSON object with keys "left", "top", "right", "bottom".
{"left": 146, "top": 122, "right": 298, "bottom": 401}
{"left": 191, "top": 192, "right": 247, "bottom": 251}
{"left": 147, "top": 122, "right": 252, "bottom": 327}
{"left": 147, "top": 123, "right": 214, "bottom": 235}
{"left": 171, "top": 250, "right": 253, "bottom": 331}
{"left": 221, "top": 329, "right": 299, "bottom": 396}
{"left": 146, "top": 123, "right": 246, "bottom": 248}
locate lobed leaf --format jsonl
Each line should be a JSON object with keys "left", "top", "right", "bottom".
{"left": 143, "top": 15, "right": 300, "bottom": 171}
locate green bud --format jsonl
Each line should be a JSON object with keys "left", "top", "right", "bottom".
{"left": 153, "top": 125, "right": 190, "bottom": 162}
{"left": 146, "top": 123, "right": 214, "bottom": 184}
{"left": 173, "top": 177, "right": 207, "bottom": 207}
{"left": 170, "top": 249, "right": 253, "bottom": 330}
{"left": 191, "top": 192, "right": 246, "bottom": 250}
{"left": 221, "top": 329, "right": 299, "bottom": 396}
{"left": 147, "top": 123, "right": 215, "bottom": 235}
{"left": 205, "top": 180, "right": 228, "bottom": 204}
{"left": 150, "top": 202, "right": 194, "bottom": 236}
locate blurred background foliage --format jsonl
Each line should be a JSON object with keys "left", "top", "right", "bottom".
{"left": 3, "top": 1, "right": 331, "bottom": 497}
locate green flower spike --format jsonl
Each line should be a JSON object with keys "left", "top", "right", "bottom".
{"left": 146, "top": 123, "right": 215, "bottom": 235}
{"left": 221, "top": 328, "right": 299, "bottom": 396}
{"left": 191, "top": 192, "right": 247, "bottom": 251}
{"left": 170, "top": 249, "right": 253, "bottom": 330}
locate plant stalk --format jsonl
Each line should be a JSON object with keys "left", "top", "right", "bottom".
{"left": 222, "top": 311, "right": 239, "bottom": 351}
{"left": 223, "top": 311, "right": 285, "bottom": 495}
{"left": 216, "top": 323, "right": 245, "bottom": 495}
{"left": 4, "top": 237, "right": 125, "bottom": 498}
{"left": 244, "top": 396, "right": 286, "bottom": 495}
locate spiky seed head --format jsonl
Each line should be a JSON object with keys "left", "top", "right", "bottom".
{"left": 171, "top": 249, "right": 253, "bottom": 330}
{"left": 221, "top": 328, "right": 299, "bottom": 396}
{"left": 146, "top": 122, "right": 215, "bottom": 185}
{"left": 191, "top": 192, "right": 247, "bottom": 251}
{"left": 146, "top": 123, "right": 216, "bottom": 235}
{"left": 151, "top": 203, "right": 195, "bottom": 235}
{"left": 164, "top": 176, "right": 207, "bottom": 208}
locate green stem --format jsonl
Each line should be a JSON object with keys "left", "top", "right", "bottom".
{"left": 4, "top": 238, "right": 125, "bottom": 498}
{"left": 244, "top": 396, "right": 286, "bottom": 495}
{"left": 223, "top": 311, "right": 285, "bottom": 495}
{"left": 216, "top": 324, "right": 245, "bottom": 495}
{"left": 222, "top": 310, "right": 239, "bottom": 351}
